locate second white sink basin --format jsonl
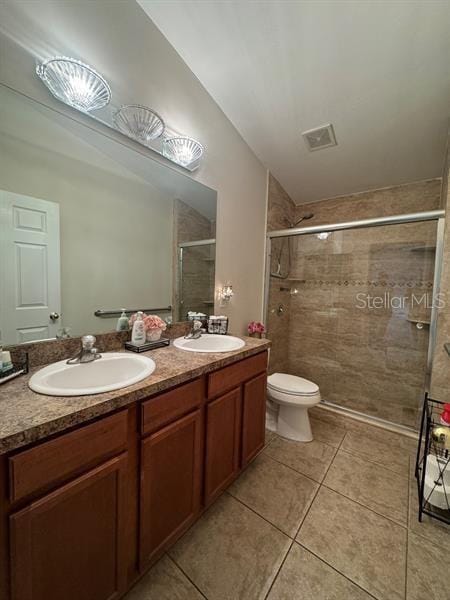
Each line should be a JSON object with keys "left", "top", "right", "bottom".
{"left": 29, "top": 352, "right": 156, "bottom": 396}
{"left": 173, "top": 334, "right": 245, "bottom": 353}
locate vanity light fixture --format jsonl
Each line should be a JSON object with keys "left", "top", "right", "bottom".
{"left": 36, "top": 56, "right": 204, "bottom": 169}
{"left": 221, "top": 284, "right": 234, "bottom": 302}
{"left": 113, "top": 104, "right": 165, "bottom": 143}
{"left": 36, "top": 57, "right": 111, "bottom": 112}
{"left": 162, "top": 137, "right": 204, "bottom": 168}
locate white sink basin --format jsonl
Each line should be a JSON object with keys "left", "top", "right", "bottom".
{"left": 29, "top": 352, "right": 156, "bottom": 396}
{"left": 173, "top": 334, "right": 245, "bottom": 353}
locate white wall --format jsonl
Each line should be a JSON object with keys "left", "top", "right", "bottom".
{"left": 0, "top": 133, "right": 174, "bottom": 336}
{"left": 0, "top": 1, "right": 268, "bottom": 334}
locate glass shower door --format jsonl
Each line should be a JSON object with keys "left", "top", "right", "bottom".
{"left": 268, "top": 219, "right": 439, "bottom": 429}
{"left": 177, "top": 241, "right": 216, "bottom": 321}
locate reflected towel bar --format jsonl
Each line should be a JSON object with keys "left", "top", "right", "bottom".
{"left": 95, "top": 306, "right": 172, "bottom": 318}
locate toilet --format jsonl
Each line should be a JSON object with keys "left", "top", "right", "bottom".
{"left": 267, "top": 373, "right": 321, "bottom": 442}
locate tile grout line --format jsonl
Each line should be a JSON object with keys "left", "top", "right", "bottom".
{"left": 263, "top": 442, "right": 339, "bottom": 485}
{"left": 263, "top": 428, "right": 346, "bottom": 600}
{"left": 225, "top": 490, "right": 298, "bottom": 540}
{"left": 320, "top": 482, "right": 408, "bottom": 530}
{"left": 338, "top": 445, "right": 410, "bottom": 478}
{"left": 288, "top": 427, "right": 382, "bottom": 600}
{"left": 336, "top": 446, "right": 410, "bottom": 481}
{"left": 262, "top": 484, "right": 322, "bottom": 600}
{"left": 294, "top": 541, "right": 380, "bottom": 600}
{"left": 165, "top": 553, "right": 210, "bottom": 599}
{"left": 306, "top": 430, "right": 408, "bottom": 600}
{"left": 261, "top": 446, "right": 330, "bottom": 485}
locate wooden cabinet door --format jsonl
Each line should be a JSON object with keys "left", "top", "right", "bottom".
{"left": 10, "top": 455, "right": 127, "bottom": 600}
{"left": 204, "top": 388, "right": 241, "bottom": 505}
{"left": 241, "top": 373, "right": 267, "bottom": 467}
{"left": 140, "top": 410, "right": 202, "bottom": 568}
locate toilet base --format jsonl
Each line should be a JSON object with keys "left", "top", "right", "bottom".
{"left": 277, "top": 404, "right": 313, "bottom": 442}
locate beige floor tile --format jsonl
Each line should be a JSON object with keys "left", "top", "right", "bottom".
{"left": 349, "top": 421, "right": 418, "bottom": 454}
{"left": 228, "top": 453, "right": 319, "bottom": 537}
{"left": 324, "top": 449, "right": 409, "bottom": 524}
{"left": 297, "top": 487, "right": 407, "bottom": 600}
{"left": 267, "top": 543, "right": 373, "bottom": 600}
{"left": 408, "top": 477, "right": 450, "bottom": 552}
{"left": 407, "top": 532, "right": 450, "bottom": 600}
{"left": 341, "top": 430, "right": 410, "bottom": 475}
{"left": 310, "top": 417, "right": 346, "bottom": 448}
{"left": 263, "top": 435, "right": 336, "bottom": 482}
{"left": 310, "top": 406, "right": 419, "bottom": 453}
{"left": 124, "top": 555, "right": 204, "bottom": 600}
{"left": 265, "top": 428, "right": 277, "bottom": 446}
{"left": 169, "top": 494, "right": 290, "bottom": 600}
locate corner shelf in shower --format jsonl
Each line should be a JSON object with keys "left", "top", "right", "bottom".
{"left": 407, "top": 318, "right": 430, "bottom": 326}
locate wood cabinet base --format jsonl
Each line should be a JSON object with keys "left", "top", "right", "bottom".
{"left": 0, "top": 350, "right": 268, "bottom": 600}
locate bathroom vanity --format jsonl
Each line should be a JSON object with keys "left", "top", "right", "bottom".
{"left": 0, "top": 339, "right": 269, "bottom": 600}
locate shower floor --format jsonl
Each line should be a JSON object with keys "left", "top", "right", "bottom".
{"left": 124, "top": 407, "right": 448, "bottom": 600}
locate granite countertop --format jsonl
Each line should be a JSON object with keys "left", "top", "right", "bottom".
{"left": 0, "top": 336, "right": 270, "bottom": 455}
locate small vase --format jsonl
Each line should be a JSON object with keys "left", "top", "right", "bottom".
{"left": 249, "top": 332, "right": 262, "bottom": 339}
{"left": 146, "top": 328, "right": 163, "bottom": 342}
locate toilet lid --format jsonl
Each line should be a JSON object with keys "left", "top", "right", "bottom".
{"left": 268, "top": 373, "right": 319, "bottom": 396}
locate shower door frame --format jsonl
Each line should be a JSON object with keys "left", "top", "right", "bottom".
{"left": 264, "top": 210, "right": 445, "bottom": 430}
{"left": 177, "top": 238, "right": 216, "bottom": 319}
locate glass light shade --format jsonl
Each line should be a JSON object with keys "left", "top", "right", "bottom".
{"left": 162, "top": 137, "right": 203, "bottom": 167}
{"left": 36, "top": 57, "right": 111, "bottom": 112}
{"left": 113, "top": 104, "right": 165, "bottom": 143}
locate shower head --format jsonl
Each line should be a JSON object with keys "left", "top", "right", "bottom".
{"left": 289, "top": 213, "right": 314, "bottom": 228}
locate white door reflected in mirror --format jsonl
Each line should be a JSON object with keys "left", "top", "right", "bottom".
{"left": 0, "top": 191, "right": 61, "bottom": 345}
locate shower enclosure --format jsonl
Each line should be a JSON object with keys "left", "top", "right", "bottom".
{"left": 177, "top": 239, "right": 216, "bottom": 321}
{"left": 265, "top": 211, "right": 445, "bottom": 430}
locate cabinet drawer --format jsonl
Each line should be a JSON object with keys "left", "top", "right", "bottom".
{"left": 141, "top": 378, "right": 204, "bottom": 436}
{"left": 207, "top": 352, "right": 268, "bottom": 399}
{"left": 9, "top": 411, "right": 128, "bottom": 503}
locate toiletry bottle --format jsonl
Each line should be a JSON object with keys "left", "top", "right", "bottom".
{"left": 131, "top": 311, "right": 146, "bottom": 346}
{"left": 116, "top": 309, "right": 129, "bottom": 332}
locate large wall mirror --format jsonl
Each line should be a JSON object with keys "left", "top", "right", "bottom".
{"left": 0, "top": 84, "right": 217, "bottom": 345}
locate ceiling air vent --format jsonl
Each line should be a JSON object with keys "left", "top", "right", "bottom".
{"left": 302, "top": 123, "right": 337, "bottom": 152}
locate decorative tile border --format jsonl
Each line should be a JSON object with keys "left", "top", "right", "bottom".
{"left": 288, "top": 279, "right": 434, "bottom": 288}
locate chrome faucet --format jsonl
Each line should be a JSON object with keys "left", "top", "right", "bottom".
{"left": 184, "top": 320, "right": 203, "bottom": 340}
{"left": 67, "top": 335, "right": 102, "bottom": 364}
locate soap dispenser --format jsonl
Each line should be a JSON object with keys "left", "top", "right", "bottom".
{"left": 116, "top": 309, "right": 129, "bottom": 332}
{"left": 131, "top": 311, "right": 146, "bottom": 346}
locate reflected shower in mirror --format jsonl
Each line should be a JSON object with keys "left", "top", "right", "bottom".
{"left": 0, "top": 85, "right": 217, "bottom": 345}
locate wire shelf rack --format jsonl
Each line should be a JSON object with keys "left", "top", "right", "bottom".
{"left": 415, "top": 394, "right": 450, "bottom": 525}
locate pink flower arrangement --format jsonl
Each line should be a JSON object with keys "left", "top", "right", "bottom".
{"left": 129, "top": 313, "right": 167, "bottom": 332}
{"left": 247, "top": 321, "right": 265, "bottom": 334}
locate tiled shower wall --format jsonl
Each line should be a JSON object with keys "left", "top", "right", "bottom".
{"left": 267, "top": 175, "right": 296, "bottom": 373}
{"left": 173, "top": 200, "right": 215, "bottom": 321}
{"left": 267, "top": 178, "right": 442, "bottom": 429}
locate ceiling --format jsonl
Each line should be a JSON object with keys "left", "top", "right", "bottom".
{"left": 140, "top": 0, "right": 450, "bottom": 205}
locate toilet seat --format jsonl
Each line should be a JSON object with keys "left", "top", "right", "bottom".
{"left": 268, "top": 373, "right": 319, "bottom": 395}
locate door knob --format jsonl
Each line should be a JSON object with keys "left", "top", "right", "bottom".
{"left": 49, "top": 312, "right": 60, "bottom": 321}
